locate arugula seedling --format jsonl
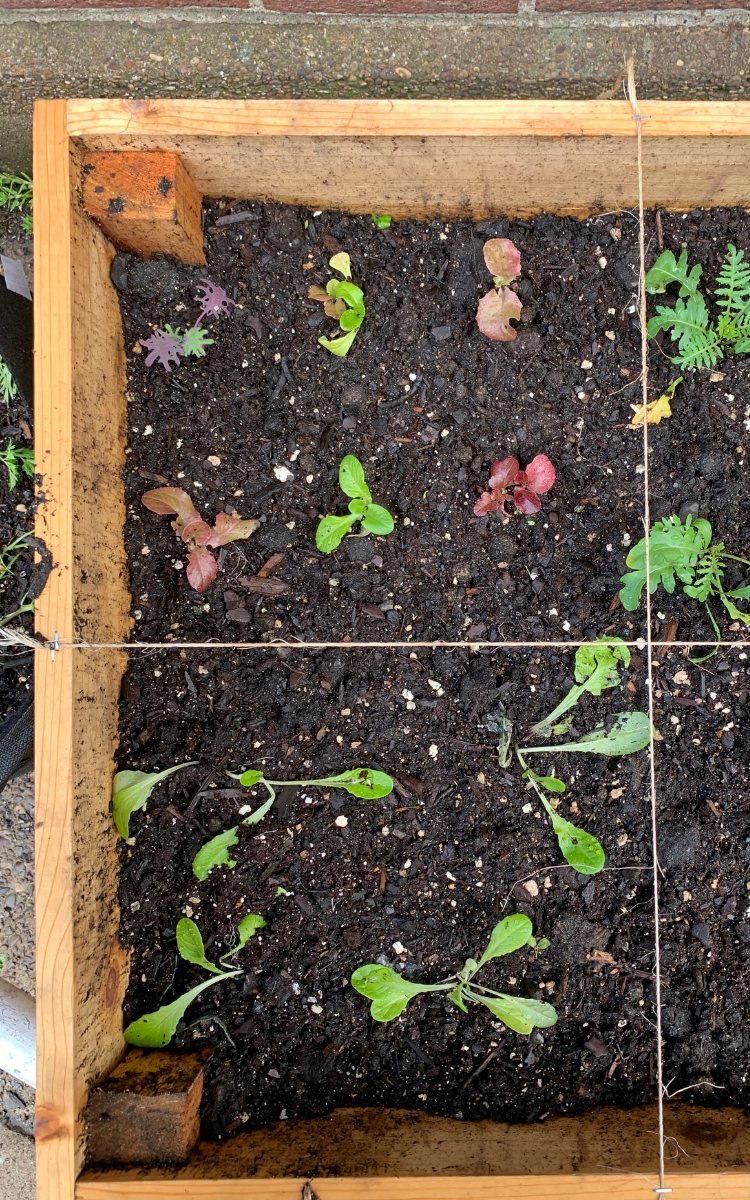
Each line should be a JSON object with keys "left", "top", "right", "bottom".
{"left": 476, "top": 238, "right": 523, "bottom": 342}
{"left": 123, "top": 912, "right": 261, "bottom": 1048}
{"left": 528, "top": 638, "right": 630, "bottom": 738}
{"left": 352, "top": 913, "right": 556, "bottom": 1032}
{"left": 0, "top": 441, "right": 33, "bottom": 491}
{"left": 309, "top": 253, "right": 366, "bottom": 357}
{"left": 516, "top": 749, "right": 604, "bottom": 875}
{"left": 316, "top": 455, "right": 394, "bottom": 553}
{"left": 141, "top": 487, "right": 259, "bottom": 592}
{"left": 646, "top": 243, "right": 750, "bottom": 368}
{"left": 619, "top": 514, "right": 750, "bottom": 647}
{"left": 193, "top": 766, "right": 393, "bottom": 879}
{"left": 139, "top": 278, "right": 235, "bottom": 372}
{"left": 112, "top": 761, "right": 198, "bottom": 839}
{"left": 474, "top": 455, "right": 555, "bottom": 518}
{"left": 524, "top": 711, "right": 653, "bottom": 757}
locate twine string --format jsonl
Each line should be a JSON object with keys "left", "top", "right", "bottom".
{"left": 626, "top": 57, "right": 671, "bottom": 1199}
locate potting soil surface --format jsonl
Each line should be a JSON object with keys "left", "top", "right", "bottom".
{"left": 115, "top": 204, "right": 750, "bottom": 1140}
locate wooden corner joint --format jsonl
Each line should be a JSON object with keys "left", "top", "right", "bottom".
{"left": 82, "top": 150, "right": 206, "bottom": 267}
{"left": 84, "top": 1048, "right": 210, "bottom": 1165}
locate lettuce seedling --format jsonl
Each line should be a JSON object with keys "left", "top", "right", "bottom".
{"left": 474, "top": 454, "right": 555, "bottom": 518}
{"left": 123, "top": 912, "right": 262, "bottom": 1048}
{"left": 316, "top": 455, "right": 394, "bottom": 553}
{"left": 352, "top": 913, "right": 556, "bottom": 1032}
{"left": 516, "top": 749, "right": 604, "bottom": 875}
{"left": 372, "top": 214, "right": 392, "bottom": 229}
{"left": 140, "top": 278, "right": 236, "bottom": 372}
{"left": 193, "top": 766, "right": 393, "bottom": 879}
{"left": 619, "top": 514, "right": 750, "bottom": 645}
{"left": 476, "top": 238, "right": 523, "bottom": 342}
{"left": 112, "top": 761, "right": 198, "bottom": 839}
{"left": 141, "top": 487, "right": 259, "bottom": 592}
{"left": 0, "top": 441, "right": 33, "bottom": 491}
{"left": 309, "top": 253, "right": 366, "bottom": 357}
{"left": 646, "top": 244, "right": 750, "bottom": 368}
{"left": 525, "top": 711, "right": 653, "bottom": 757}
{"left": 528, "top": 638, "right": 630, "bottom": 738}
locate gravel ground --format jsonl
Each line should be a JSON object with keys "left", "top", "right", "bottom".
{"left": 0, "top": 1119, "right": 34, "bottom": 1200}
{"left": 0, "top": 770, "right": 34, "bottom": 998}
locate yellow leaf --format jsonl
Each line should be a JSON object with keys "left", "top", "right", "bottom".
{"left": 630, "top": 394, "right": 672, "bottom": 427}
{"left": 329, "top": 251, "right": 352, "bottom": 279}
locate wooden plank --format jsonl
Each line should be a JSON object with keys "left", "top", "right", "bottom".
{"left": 82, "top": 151, "right": 205, "bottom": 266}
{"left": 74, "top": 1173, "right": 750, "bottom": 1200}
{"left": 63, "top": 101, "right": 750, "bottom": 218}
{"left": 64, "top": 98, "right": 750, "bottom": 140}
{"left": 86, "top": 1050, "right": 207, "bottom": 1166}
{"left": 34, "top": 98, "right": 132, "bottom": 1200}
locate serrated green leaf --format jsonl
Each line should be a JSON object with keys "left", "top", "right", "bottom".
{"left": 644, "top": 248, "right": 702, "bottom": 297}
{"left": 528, "top": 639, "right": 629, "bottom": 736}
{"left": 316, "top": 512, "right": 358, "bottom": 552}
{"left": 477, "top": 914, "right": 534, "bottom": 969}
{"left": 176, "top": 917, "right": 222, "bottom": 974}
{"left": 192, "top": 827, "right": 239, "bottom": 881}
{"left": 474, "top": 992, "right": 558, "bottom": 1035}
{"left": 360, "top": 503, "right": 394, "bottom": 536}
{"left": 123, "top": 972, "right": 240, "bottom": 1048}
{"left": 112, "top": 762, "right": 197, "bottom": 839}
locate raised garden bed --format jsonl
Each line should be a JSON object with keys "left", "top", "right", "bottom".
{"left": 34, "top": 98, "right": 750, "bottom": 1200}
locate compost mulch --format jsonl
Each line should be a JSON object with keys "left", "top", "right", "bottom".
{"left": 115, "top": 203, "right": 750, "bottom": 1142}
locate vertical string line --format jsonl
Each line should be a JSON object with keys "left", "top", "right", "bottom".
{"left": 625, "top": 58, "right": 671, "bottom": 1198}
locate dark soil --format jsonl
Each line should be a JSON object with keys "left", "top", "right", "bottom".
{"left": 114, "top": 203, "right": 750, "bottom": 1144}
{"left": 0, "top": 201, "right": 35, "bottom": 723}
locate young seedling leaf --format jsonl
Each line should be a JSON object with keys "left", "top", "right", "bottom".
{"left": 239, "top": 769, "right": 264, "bottom": 787}
{"left": 477, "top": 914, "right": 534, "bottom": 969}
{"left": 483, "top": 238, "right": 522, "bottom": 286}
{"left": 195, "top": 279, "right": 237, "bottom": 322}
{"left": 360, "top": 504, "right": 395, "bottom": 536}
{"left": 176, "top": 918, "right": 222, "bottom": 974}
{"left": 525, "top": 712, "right": 652, "bottom": 757}
{"left": 476, "top": 993, "right": 558, "bottom": 1035}
{"left": 484, "top": 713, "right": 513, "bottom": 768}
{"left": 206, "top": 512, "right": 260, "bottom": 548}
{"left": 193, "top": 826, "right": 239, "bottom": 881}
{"left": 220, "top": 913, "right": 267, "bottom": 960}
{"left": 372, "top": 214, "right": 392, "bottom": 229}
{"left": 540, "top": 798, "right": 605, "bottom": 875}
{"left": 140, "top": 328, "right": 185, "bottom": 373}
{"left": 476, "top": 287, "right": 523, "bottom": 341}
{"left": 329, "top": 252, "right": 352, "bottom": 279}
{"left": 528, "top": 637, "right": 630, "bottom": 737}
{"left": 187, "top": 545, "right": 219, "bottom": 592}
{"left": 350, "top": 964, "right": 446, "bottom": 1022}
{"left": 321, "top": 768, "right": 394, "bottom": 799}
{"left": 339, "top": 455, "right": 371, "bottom": 501}
{"left": 181, "top": 327, "right": 214, "bottom": 358}
{"left": 533, "top": 775, "right": 566, "bottom": 793}
{"left": 123, "top": 972, "right": 241, "bottom": 1048}
{"left": 316, "top": 513, "right": 358, "bottom": 552}
{"left": 242, "top": 794, "right": 276, "bottom": 826}
{"left": 448, "top": 984, "right": 468, "bottom": 1012}
{"left": 112, "top": 762, "right": 197, "bottom": 839}
{"left": 319, "top": 328, "right": 359, "bottom": 358}
{"left": 644, "top": 248, "right": 702, "bottom": 297}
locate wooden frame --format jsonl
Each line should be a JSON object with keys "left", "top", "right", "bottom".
{"left": 34, "top": 98, "right": 750, "bottom": 1200}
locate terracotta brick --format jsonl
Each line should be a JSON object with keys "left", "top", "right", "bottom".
{"left": 537, "top": 0, "right": 744, "bottom": 9}
{"left": 264, "top": 0, "right": 518, "bottom": 12}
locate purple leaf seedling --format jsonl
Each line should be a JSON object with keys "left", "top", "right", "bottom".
{"left": 141, "top": 487, "right": 259, "bottom": 592}
{"left": 139, "top": 279, "right": 236, "bottom": 372}
{"left": 474, "top": 455, "right": 556, "bottom": 518}
{"left": 476, "top": 238, "right": 523, "bottom": 342}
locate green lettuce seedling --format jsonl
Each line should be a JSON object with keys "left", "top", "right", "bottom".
{"left": 352, "top": 913, "right": 556, "bottom": 1033}
{"left": 528, "top": 638, "right": 630, "bottom": 738}
{"left": 524, "top": 711, "right": 653, "bottom": 757}
{"left": 516, "top": 749, "right": 604, "bottom": 876}
{"left": 372, "top": 214, "right": 392, "bottom": 229}
{"left": 619, "top": 515, "right": 750, "bottom": 652}
{"left": 123, "top": 913, "right": 263, "bottom": 1048}
{"left": 316, "top": 455, "right": 394, "bottom": 553}
{"left": 112, "top": 761, "right": 198, "bottom": 839}
{"left": 308, "top": 252, "right": 366, "bottom": 357}
{"left": 193, "top": 766, "right": 393, "bottom": 879}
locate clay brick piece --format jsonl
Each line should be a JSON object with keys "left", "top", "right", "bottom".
{"left": 83, "top": 151, "right": 206, "bottom": 266}
{"left": 264, "top": 0, "right": 518, "bottom": 11}
{"left": 85, "top": 1049, "right": 209, "bottom": 1165}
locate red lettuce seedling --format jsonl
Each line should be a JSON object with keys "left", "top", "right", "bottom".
{"left": 474, "top": 455, "right": 555, "bottom": 518}
{"left": 139, "top": 279, "right": 235, "bottom": 372}
{"left": 476, "top": 238, "right": 523, "bottom": 342}
{"left": 141, "top": 487, "right": 259, "bottom": 592}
